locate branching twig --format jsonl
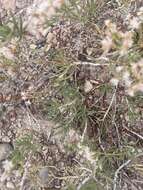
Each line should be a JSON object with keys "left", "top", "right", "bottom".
{"left": 102, "top": 87, "right": 117, "bottom": 121}
{"left": 77, "top": 176, "right": 92, "bottom": 190}
{"left": 113, "top": 159, "right": 131, "bottom": 190}
{"left": 81, "top": 119, "right": 87, "bottom": 143}
{"left": 74, "top": 61, "right": 108, "bottom": 67}
{"left": 123, "top": 125, "right": 143, "bottom": 141}
{"left": 20, "top": 155, "right": 31, "bottom": 190}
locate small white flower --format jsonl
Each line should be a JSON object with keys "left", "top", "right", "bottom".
{"left": 131, "top": 59, "right": 143, "bottom": 80}
{"left": 25, "top": 0, "right": 64, "bottom": 38}
{"left": 123, "top": 71, "right": 132, "bottom": 87}
{"left": 84, "top": 146, "right": 95, "bottom": 164}
{"left": 120, "top": 32, "right": 133, "bottom": 55}
{"left": 129, "top": 17, "right": 140, "bottom": 29}
{"left": 52, "top": 0, "right": 64, "bottom": 8}
{"left": 21, "top": 92, "right": 28, "bottom": 101}
{"left": 0, "top": 46, "right": 15, "bottom": 60}
{"left": 101, "top": 36, "right": 113, "bottom": 53}
{"left": 77, "top": 143, "right": 96, "bottom": 165}
{"left": 30, "top": 44, "right": 37, "bottom": 50}
{"left": 110, "top": 78, "right": 119, "bottom": 86}
{"left": 67, "top": 129, "right": 80, "bottom": 143}
{"left": 1, "top": 0, "right": 16, "bottom": 12}
{"left": 105, "top": 20, "right": 117, "bottom": 33}
{"left": 116, "top": 66, "right": 123, "bottom": 73}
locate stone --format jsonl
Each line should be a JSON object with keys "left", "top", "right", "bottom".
{"left": 84, "top": 80, "right": 93, "bottom": 93}
{"left": 38, "top": 167, "right": 49, "bottom": 186}
{"left": 0, "top": 143, "right": 13, "bottom": 161}
{"left": 6, "top": 181, "right": 15, "bottom": 189}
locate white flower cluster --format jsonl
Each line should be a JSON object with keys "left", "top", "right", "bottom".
{"left": 102, "top": 7, "right": 143, "bottom": 96}
{"left": 128, "top": 59, "right": 143, "bottom": 96}
{"left": 77, "top": 143, "right": 97, "bottom": 166}
{"left": 111, "top": 58, "right": 143, "bottom": 96}
{"left": 0, "top": 0, "right": 16, "bottom": 13}
{"left": 102, "top": 20, "right": 133, "bottom": 55}
{"left": 25, "top": 0, "right": 64, "bottom": 38}
{"left": 127, "top": 7, "right": 143, "bottom": 29}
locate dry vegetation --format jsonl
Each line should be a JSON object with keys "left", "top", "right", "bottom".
{"left": 0, "top": 0, "right": 143, "bottom": 189}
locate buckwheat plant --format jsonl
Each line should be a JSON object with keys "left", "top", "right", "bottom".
{"left": 102, "top": 7, "right": 143, "bottom": 96}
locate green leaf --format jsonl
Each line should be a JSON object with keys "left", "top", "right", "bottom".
{"left": 0, "top": 25, "right": 12, "bottom": 40}
{"left": 80, "top": 180, "right": 101, "bottom": 190}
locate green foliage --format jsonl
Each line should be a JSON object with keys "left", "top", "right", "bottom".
{"left": 61, "top": 0, "right": 97, "bottom": 23}
{"left": 0, "top": 25, "right": 12, "bottom": 41}
{"left": 80, "top": 180, "right": 100, "bottom": 190}
{"left": 11, "top": 16, "right": 25, "bottom": 39}
{"left": 45, "top": 64, "right": 87, "bottom": 131}
{"left": 67, "top": 180, "right": 102, "bottom": 190}
{"left": 67, "top": 184, "right": 76, "bottom": 190}
{"left": 47, "top": 0, "right": 98, "bottom": 25}
{"left": 11, "top": 134, "right": 39, "bottom": 167}
{"left": 126, "top": 95, "right": 143, "bottom": 122}
{"left": 0, "top": 16, "right": 25, "bottom": 42}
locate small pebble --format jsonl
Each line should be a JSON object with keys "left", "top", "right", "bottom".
{"left": 6, "top": 181, "right": 15, "bottom": 189}
{"left": 39, "top": 167, "right": 49, "bottom": 185}
{"left": 0, "top": 143, "right": 13, "bottom": 161}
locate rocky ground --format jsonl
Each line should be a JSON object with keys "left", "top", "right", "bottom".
{"left": 0, "top": 0, "right": 143, "bottom": 190}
